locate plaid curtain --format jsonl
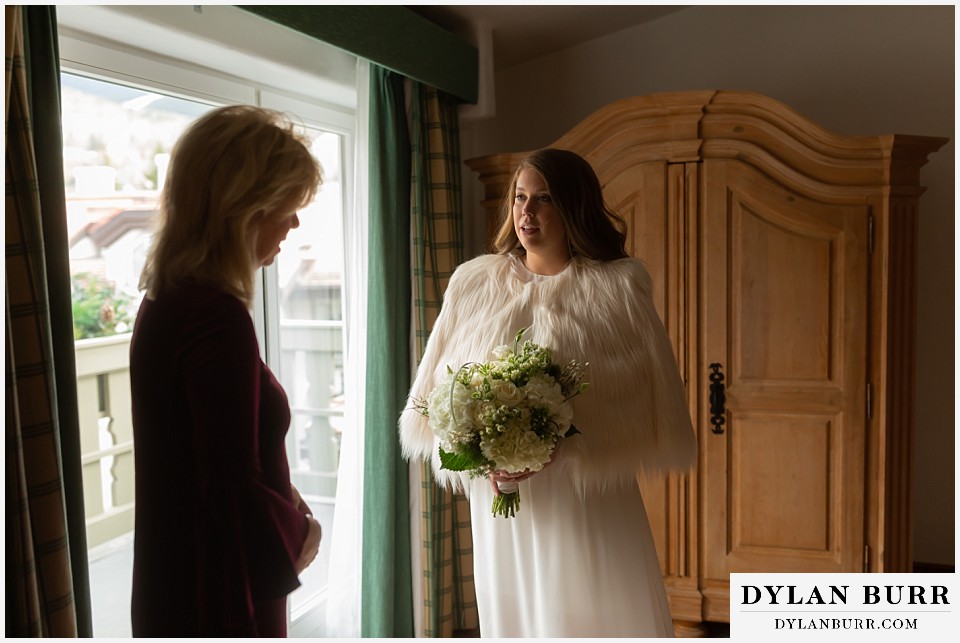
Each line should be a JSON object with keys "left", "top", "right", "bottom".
{"left": 5, "top": 5, "right": 91, "bottom": 637}
{"left": 410, "top": 83, "right": 479, "bottom": 637}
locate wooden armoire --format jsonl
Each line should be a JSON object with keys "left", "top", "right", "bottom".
{"left": 465, "top": 90, "right": 946, "bottom": 636}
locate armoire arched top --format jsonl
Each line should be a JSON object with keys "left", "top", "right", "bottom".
{"left": 465, "top": 90, "right": 946, "bottom": 217}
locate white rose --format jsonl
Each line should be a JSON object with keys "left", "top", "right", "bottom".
{"left": 465, "top": 369, "right": 485, "bottom": 391}
{"left": 491, "top": 380, "right": 524, "bottom": 406}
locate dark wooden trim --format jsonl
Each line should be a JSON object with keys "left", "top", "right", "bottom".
{"left": 452, "top": 628, "right": 481, "bottom": 638}
{"left": 913, "top": 561, "right": 955, "bottom": 573}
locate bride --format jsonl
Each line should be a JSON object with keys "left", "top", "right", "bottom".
{"left": 399, "top": 148, "right": 697, "bottom": 637}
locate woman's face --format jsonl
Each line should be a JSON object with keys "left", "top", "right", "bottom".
{"left": 255, "top": 210, "right": 300, "bottom": 267}
{"left": 512, "top": 168, "right": 569, "bottom": 264}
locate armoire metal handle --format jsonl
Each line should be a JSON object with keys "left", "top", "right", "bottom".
{"left": 708, "top": 363, "right": 726, "bottom": 434}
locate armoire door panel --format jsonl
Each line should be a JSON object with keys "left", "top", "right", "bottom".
{"left": 733, "top": 200, "right": 834, "bottom": 383}
{"left": 602, "top": 161, "right": 670, "bottom": 321}
{"left": 701, "top": 159, "right": 868, "bottom": 582}
{"left": 730, "top": 412, "right": 837, "bottom": 554}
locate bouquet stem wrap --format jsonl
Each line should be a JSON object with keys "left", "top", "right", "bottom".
{"left": 491, "top": 480, "right": 520, "bottom": 518}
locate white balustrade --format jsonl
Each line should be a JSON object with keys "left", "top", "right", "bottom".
{"left": 75, "top": 334, "right": 135, "bottom": 548}
{"left": 75, "top": 321, "right": 344, "bottom": 548}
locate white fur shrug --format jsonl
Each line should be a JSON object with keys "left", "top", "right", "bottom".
{"left": 399, "top": 253, "right": 697, "bottom": 494}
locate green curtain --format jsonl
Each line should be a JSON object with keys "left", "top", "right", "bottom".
{"left": 5, "top": 5, "right": 92, "bottom": 637}
{"left": 409, "top": 84, "right": 478, "bottom": 637}
{"left": 360, "top": 64, "right": 414, "bottom": 637}
{"left": 240, "top": 5, "right": 478, "bottom": 104}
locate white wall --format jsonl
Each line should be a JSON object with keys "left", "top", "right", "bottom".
{"left": 459, "top": 5, "right": 954, "bottom": 566}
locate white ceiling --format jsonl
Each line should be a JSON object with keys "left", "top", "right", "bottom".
{"left": 409, "top": 5, "right": 689, "bottom": 70}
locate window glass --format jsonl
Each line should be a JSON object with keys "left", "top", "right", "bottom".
{"left": 274, "top": 128, "right": 346, "bottom": 620}
{"left": 63, "top": 72, "right": 349, "bottom": 636}
{"left": 63, "top": 72, "right": 215, "bottom": 637}
{"left": 63, "top": 73, "right": 212, "bottom": 339}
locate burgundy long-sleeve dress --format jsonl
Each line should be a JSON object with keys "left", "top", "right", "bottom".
{"left": 129, "top": 281, "right": 309, "bottom": 637}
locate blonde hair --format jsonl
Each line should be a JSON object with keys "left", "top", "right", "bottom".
{"left": 491, "top": 148, "right": 627, "bottom": 260}
{"left": 139, "top": 104, "right": 322, "bottom": 306}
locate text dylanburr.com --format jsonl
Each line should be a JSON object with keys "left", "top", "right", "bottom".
{"left": 730, "top": 573, "right": 957, "bottom": 640}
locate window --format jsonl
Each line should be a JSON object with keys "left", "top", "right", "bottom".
{"left": 259, "top": 121, "right": 350, "bottom": 628}
{"left": 63, "top": 73, "right": 216, "bottom": 638}
{"left": 58, "top": 6, "right": 360, "bottom": 637}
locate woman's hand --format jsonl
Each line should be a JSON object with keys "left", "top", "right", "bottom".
{"left": 292, "top": 484, "right": 320, "bottom": 574}
{"left": 295, "top": 515, "right": 322, "bottom": 574}
{"left": 489, "top": 468, "right": 538, "bottom": 484}
{"left": 291, "top": 484, "right": 312, "bottom": 515}
{"left": 488, "top": 439, "right": 566, "bottom": 495}
{"left": 488, "top": 469, "right": 536, "bottom": 495}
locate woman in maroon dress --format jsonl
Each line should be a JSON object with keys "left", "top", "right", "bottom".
{"left": 129, "top": 105, "right": 323, "bottom": 636}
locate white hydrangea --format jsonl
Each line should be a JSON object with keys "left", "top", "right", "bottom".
{"left": 480, "top": 415, "right": 556, "bottom": 474}
{"left": 419, "top": 330, "right": 588, "bottom": 518}
{"left": 426, "top": 371, "right": 476, "bottom": 451}
{"left": 470, "top": 399, "right": 498, "bottom": 428}
{"left": 524, "top": 375, "right": 565, "bottom": 414}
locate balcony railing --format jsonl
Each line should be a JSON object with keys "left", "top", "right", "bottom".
{"left": 76, "top": 334, "right": 136, "bottom": 549}
{"left": 76, "top": 321, "right": 344, "bottom": 549}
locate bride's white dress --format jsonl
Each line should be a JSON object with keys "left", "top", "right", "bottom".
{"left": 469, "top": 468, "right": 674, "bottom": 638}
{"left": 399, "top": 253, "right": 696, "bottom": 638}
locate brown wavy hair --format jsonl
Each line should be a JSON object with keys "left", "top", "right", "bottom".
{"left": 139, "top": 105, "right": 322, "bottom": 306}
{"left": 491, "top": 148, "right": 628, "bottom": 260}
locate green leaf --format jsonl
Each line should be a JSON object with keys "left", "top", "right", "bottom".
{"left": 439, "top": 446, "right": 486, "bottom": 472}
{"left": 513, "top": 326, "right": 528, "bottom": 352}
{"left": 564, "top": 425, "right": 581, "bottom": 438}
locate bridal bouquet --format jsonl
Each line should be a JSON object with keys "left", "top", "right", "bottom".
{"left": 414, "top": 328, "right": 588, "bottom": 518}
